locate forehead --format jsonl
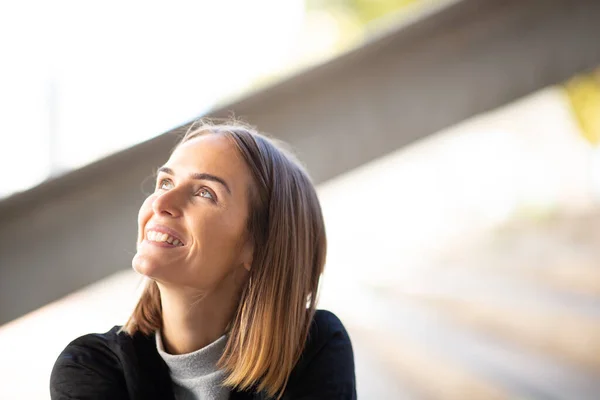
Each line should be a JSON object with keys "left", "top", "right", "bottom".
{"left": 169, "top": 134, "right": 237, "bottom": 166}
{"left": 166, "top": 133, "right": 252, "bottom": 189}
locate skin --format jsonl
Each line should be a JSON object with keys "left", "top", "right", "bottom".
{"left": 132, "top": 134, "right": 254, "bottom": 354}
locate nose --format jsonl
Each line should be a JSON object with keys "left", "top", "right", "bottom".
{"left": 151, "top": 188, "right": 183, "bottom": 218}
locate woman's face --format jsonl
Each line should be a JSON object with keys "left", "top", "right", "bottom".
{"left": 132, "top": 134, "right": 254, "bottom": 290}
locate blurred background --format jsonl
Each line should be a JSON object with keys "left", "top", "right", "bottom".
{"left": 1, "top": 0, "right": 600, "bottom": 398}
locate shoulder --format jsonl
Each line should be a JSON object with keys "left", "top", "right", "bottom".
{"left": 283, "top": 309, "right": 356, "bottom": 399}
{"left": 62, "top": 325, "right": 124, "bottom": 349}
{"left": 50, "top": 326, "right": 131, "bottom": 399}
{"left": 52, "top": 326, "right": 126, "bottom": 369}
{"left": 304, "top": 309, "right": 352, "bottom": 355}
{"left": 52, "top": 326, "right": 125, "bottom": 370}
{"left": 311, "top": 309, "right": 349, "bottom": 338}
{"left": 51, "top": 326, "right": 174, "bottom": 400}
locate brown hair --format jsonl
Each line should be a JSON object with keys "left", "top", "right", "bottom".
{"left": 122, "top": 119, "right": 327, "bottom": 398}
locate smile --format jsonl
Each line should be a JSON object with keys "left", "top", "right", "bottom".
{"left": 146, "top": 230, "right": 185, "bottom": 246}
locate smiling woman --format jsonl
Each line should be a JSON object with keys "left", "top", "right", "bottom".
{"left": 49, "top": 119, "right": 356, "bottom": 400}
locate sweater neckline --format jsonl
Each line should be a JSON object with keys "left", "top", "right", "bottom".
{"left": 155, "top": 330, "right": 228, "bottom": 379}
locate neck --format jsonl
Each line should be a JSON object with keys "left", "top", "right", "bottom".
{"left": 157, "top": 278, "right": 243, "bottom": 355}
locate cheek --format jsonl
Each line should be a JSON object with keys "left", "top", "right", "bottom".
{"left": 206, "top": 215, "right": 248, "bottom": 263}
{"left": 192, "top": 214, "right": 242, "bottom": 261}
{"left": 137, "top": 195, "right": 156, "bottom": 241}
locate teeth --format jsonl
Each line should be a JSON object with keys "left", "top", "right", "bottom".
{"left": 146, "top": 230, "right": 183, "bottom": 246}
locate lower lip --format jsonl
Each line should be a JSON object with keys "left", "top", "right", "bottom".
{"left": 143, "top": 239, "right": 184, "bottom": 248}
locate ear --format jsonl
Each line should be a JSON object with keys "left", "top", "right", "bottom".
{"left": 240, "top": 236, "right": 254, "bottom": 272}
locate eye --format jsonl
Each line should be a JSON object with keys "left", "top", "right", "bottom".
{"left": 197, "top": 188, "right": 215, "bottom": 201}
{"left": 157, "top": 178, "right": 174, "bottom": 190}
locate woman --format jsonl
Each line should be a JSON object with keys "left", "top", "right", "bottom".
{"left": 50, "top": 120, "right": 356, "bottom": 399}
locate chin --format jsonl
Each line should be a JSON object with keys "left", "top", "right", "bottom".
{"left": 132, "top": 253, "right": 187, "bottom": 288}
{"left": 132, "top": 252, "right": 161, "bottom": 278}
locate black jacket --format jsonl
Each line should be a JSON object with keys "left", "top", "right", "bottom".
{"left": 50, "top": 309, "right": 356, "bottom": 399}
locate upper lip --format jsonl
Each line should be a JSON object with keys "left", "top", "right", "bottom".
{"left": 145, "top": 224, "right": 186, "bottom": 245}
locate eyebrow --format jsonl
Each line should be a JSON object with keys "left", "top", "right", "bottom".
{"left": 157, "top": 167, "right": 231, "bottom": 195}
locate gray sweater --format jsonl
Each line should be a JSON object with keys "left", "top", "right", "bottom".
{"left": 155, "top": 331, "right": 230, "bottom": 400}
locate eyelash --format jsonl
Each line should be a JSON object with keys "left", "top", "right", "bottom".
{"left": 156, "top": 178, "right": 216, "bottom": 202}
